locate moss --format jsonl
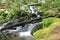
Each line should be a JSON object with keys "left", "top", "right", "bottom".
{"left": 33, "top": 17, "right": 60, "bottom": 40}
{"left": 44, "top": 10, "right": 51, "bottom": 15}
{"left": 43, "top": 17, "right": 60, "bottom": 28}
{"left": 0, "top": 16, "right": 4, "bottom": 20}
{"left": 33, "top": 22, "right": 60, "bottom": 40}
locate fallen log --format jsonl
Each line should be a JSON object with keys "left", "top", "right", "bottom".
{"left": 0, "top": 17, "right": 43, "bottom": 31}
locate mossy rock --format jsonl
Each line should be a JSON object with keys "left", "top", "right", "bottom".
{"left": 43, "top": 17, "right": 60, "bottom": 28}
{"left": 31, "top": 22, "right": 42, "bottom": 35}
{"left": 33, "top": 22, "right": 60, "bottom": 40}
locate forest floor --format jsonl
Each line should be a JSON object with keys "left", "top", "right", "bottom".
{"left": 40, "top": 25, "right": 60, "bottom": 40}
{"left": 47, "top": 25, "right": 60, "bottom": 40}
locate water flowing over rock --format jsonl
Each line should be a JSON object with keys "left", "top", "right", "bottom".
{"left": 20, "top": 6, "right": 26, "bottom": 10}
{"left": 17, "top": 31, "right": 34, "bottom": 40}
{"left": 0, "top": 6, "right": 43, "bottom": 40}
{"left": 0, "top": 22, "right": 42, "bottom": 40}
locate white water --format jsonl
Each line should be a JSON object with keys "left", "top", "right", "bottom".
{"left": 30, "top": 6, "right": 40, "bottom": 18}
{"left": 4, "top": 26, "right": 22, "bottom": 33}
{"left": 0, "top": 22, "right": 41, "bottom": 40}
{"left": 17, "top": 31, "right": 34, "bottom": 40}
{"left": 0, "top": 6, "right": 42, "bottom": 40}
{"left": 14, "top": 6, "right": 41, "bottom": 40}
{"left": 30, "top": 6, "right": 35, "bottom": 14}
{"left": 17, "top": 23, "right": 41, "bottom": 40}
{"left": 20, "top": 6, "right": 26, "bottom": 10}
{"left": 0, "top": 23, "right": 8, "bottom": 29}
{"left": 38, "top": 0, "right": 45, "bottom": 3}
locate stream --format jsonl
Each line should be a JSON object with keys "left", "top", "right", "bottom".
{"left": 0, "top": 6, "right": 42, "bottom": 40}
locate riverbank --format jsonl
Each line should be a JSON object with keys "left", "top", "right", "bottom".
{"left": 33, "top": 17, "right": 60, "bottom": 40}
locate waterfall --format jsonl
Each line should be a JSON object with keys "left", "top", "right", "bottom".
{"left": 0, "top": 21, "right": 42, "bottom": 40}
{"left": 20, "top": 6, "right": 26, "bottom": 10}
{"left": 0, "top": 5, "right": 42, "bottom": 40}
{"left": 38, "top": 0, "right": 45, "bottom": 3}
{"left": 17, "top": 31, "right": 34, "bottom": 40}
{"left": 17, "top": 22, "right": 41, "bottom": 40}
{"left": 29, "top": 6, "right": 40, "bottom": 18}
{"left": 0, "top": 23, "right": 8, "bottom": 29}
{"left": 29, "top": 6, "right": 35, "bottom": 14}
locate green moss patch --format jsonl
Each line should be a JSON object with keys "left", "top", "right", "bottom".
{"left": 33, "top": 17, "right": 60, "bottom": 40}
{"left": 43, "top": 17, "right": 60, "bottom": 28}
{"left": 33, "top": 22, "right": 60, "bottom": 40}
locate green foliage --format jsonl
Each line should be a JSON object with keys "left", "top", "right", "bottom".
{"left": 53, "top": 0, "right": 60, "bottom": 10}
{"left": 0, "top": 0, "right": 60, "bottom": 40}
{"left": 34, "top": 0, "right": 60, "bottom": 16}
{"left": 0, "top": 16, "right": 4, "bottom": 20}
{"left": 43, "top": 17, "right": 60, "bottom": 28}
{"left": 0, "top": 8, "right": 28, "bottom": 24}
{"left": 33, "top": 17, "right": 60, "bottom": 40}
{"left": 43, "top": 10, "right": 52, "bottom": 15}
{"left": 35, "top": 6, "right": 41, "bottom": 12}
{"left": 33, "top": 21, "right": 60, "bottom": 40}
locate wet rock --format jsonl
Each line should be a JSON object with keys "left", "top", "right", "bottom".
{"left": 31, "top": 22, "right": 42, "bottom": 35}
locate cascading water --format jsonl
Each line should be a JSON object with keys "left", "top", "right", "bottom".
{"left": 0, "top": 22, "right": 42, "bottom": 40}
{"left": 20, "top": 6, "right": 26, "bottom": 10}
{"left": 0, "top": 6, "right": 42, "bottom": 40}
{"left": 29, "top": 6, "right": 40, "bottom": 19}
{"left": 30, "top": 6, "right": 35, "bottom": 14}
{"left": 17, "top": 23, "right": 41, "bottom": 40}
{"left": 16, "top": 6, "right": 41, "bottom": 40}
